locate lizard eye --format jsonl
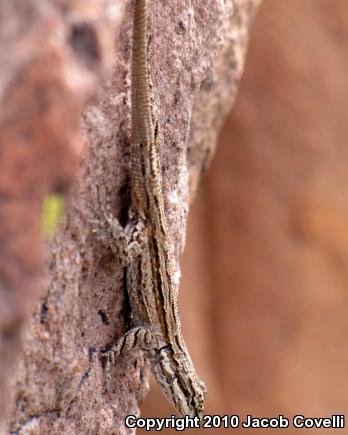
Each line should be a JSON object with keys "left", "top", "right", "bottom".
{"left": 190, "top": 394, "right": 204, "bottom": 413}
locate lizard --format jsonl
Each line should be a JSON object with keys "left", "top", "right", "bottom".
{"left": 94, "top": 0, "right": 207, "bottom": 417}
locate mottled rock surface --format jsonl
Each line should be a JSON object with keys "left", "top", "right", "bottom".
{"left": 1, "top": 0, "right": 260, "bottom": 433}
{"left": 0, "top": 0, "right": 118, "bottom": 430}
{"left": 141, "top": 1, "right": 348, "bottom": 434}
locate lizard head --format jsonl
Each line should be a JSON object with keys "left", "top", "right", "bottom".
{"left": 181, "top": 373, "right": 207, "bottom": 418}
{"left": 153, "top": 350, "right": 207, "bottom": 417}
{"left": 171, "top": 366, "right": 207, "bottom": 418}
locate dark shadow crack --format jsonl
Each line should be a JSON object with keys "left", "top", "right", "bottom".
{"left": 64, "top": 350, "right": 96, "bottom": 417}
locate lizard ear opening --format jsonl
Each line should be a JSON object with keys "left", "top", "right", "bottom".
{"left": 153, "top": 119, "right": 160, "bottom": 156}
{"left": 154, "top": 119, "right": 159, "bottom": 137}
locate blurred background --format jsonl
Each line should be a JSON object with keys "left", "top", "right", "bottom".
{"left": 140, "top": 0, "right": 348, "bottom": 433}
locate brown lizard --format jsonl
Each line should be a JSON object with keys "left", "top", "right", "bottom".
{"left": 95, "top": 0, "right": 207, "bottom": 417}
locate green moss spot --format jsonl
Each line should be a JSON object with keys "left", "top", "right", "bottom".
{"left": 42, "top": 194, "right": 64, "bottom": 237}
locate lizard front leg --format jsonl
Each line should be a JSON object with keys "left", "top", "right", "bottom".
{"left": 102, "top": 326, "right": 155, "bottom": 385}
{"left": 90, "top": 187, "right": 152, "bottom": 377}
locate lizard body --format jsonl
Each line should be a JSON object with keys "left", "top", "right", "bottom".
{"left": 97, "top": 0, "right": 207, "bottom": 417}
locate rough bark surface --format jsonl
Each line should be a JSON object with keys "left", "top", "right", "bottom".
{"left": 2, "top": 0, "right": 261, "bottom": 434}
